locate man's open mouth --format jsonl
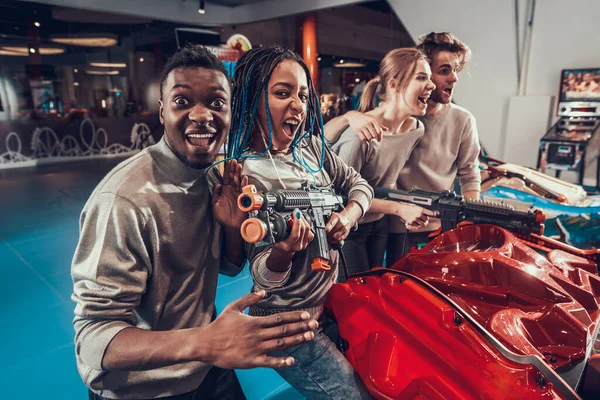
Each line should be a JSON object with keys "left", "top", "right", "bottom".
{"left": 185, "top": 131, "right": 217, "bottom": 148}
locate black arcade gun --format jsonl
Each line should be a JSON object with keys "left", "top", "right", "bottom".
{"left": 537, "top": 68, "right": 600, "bottom": 189}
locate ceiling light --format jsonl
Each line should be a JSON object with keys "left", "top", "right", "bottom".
{"left": 74, "top": 68, "right": 78, "bottom": 73}
{"left": 139, "top": 57, "right": 144, "bottom": 62}
{"left": 339, "top": 59, "right": 344, "bottom": 64}
{"left": 34, "top": 21, "right": 41, "bottom": 27}
{"left": 333, "top": 62, "right": 366, "bottom": 68}
{"left": 73, "top": 82, "right": 80, "bottom": 86}
{"left": 198, "top": 0, "right": 206, "bottom": 14}
{"left": 40, "top": 47, "right": 64, "bottom": 55}
{"left": 51, "top": 35, "right": 117, "bottom": 47}
{"left": 89, "top": 62, "right": 127, "bottom": 68}
{"left": 355, "top": 78, "right": 360, "bottom": 83}
{"left": 0, "top": 46, "right": 64, "bottom": 56}
{"left": 86, "top": 70, "right": 120, "bottom": 75}
{"left": 317, "top": 57, "right": 321, "bottom": 61}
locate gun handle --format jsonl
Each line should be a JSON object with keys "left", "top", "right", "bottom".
{"left": 440, "top": 219, "right": 457, "bottom": 232}
{"left": 331, "top": 240, "right": 345, "bottom": 251}
{"left": 309, "top": 209, "right": 332, "bottom": 272}
{"left": 311, "top": 257, "right": 331, "bottom": 271}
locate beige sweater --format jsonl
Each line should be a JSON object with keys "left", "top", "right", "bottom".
{"left": 332, "top": 120, "right": 424, "bottom": 224}
{"left": 71, "top": 138, "right": 241, "bottom": 399}
{"left": 391, "top": 103, "right": 481, "bottom": 233}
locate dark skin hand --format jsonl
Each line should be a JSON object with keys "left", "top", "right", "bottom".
{"left": 212, "top": 159, "right": 249, "bottom": 230}
{"left": 102, "top": 290, "right": 318, "bottom": 371}
{"left": 212, "top": 159, "right": 249, "bottom": 267}
{"left": 266, "top": 209, "right": 315, "bottom": 273}
{"left": 202, "top": 290, "right": 318, "bottom": 369}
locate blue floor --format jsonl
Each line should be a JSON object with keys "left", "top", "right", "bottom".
{"left": 0, "top": 156, "right": 302, "bottom": 400}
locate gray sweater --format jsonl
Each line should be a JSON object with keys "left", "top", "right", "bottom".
{"left": 240, "top": 137, "right": 372, "bottom": 318}
{"left": 332, "top": 120, "right": 424, "bottom": 223}
{"left": 391, "top": 103, "right": 481, "bottom": 233}
{"left": 71, "top": 137, "right": 241, "bottom": 399}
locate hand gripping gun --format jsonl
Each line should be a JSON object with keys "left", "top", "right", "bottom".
{"left": 373, "top": 187, "right": 546, "bottom": 235}
{"left": 237, "top": 183, "right": 346, "bottom": 271}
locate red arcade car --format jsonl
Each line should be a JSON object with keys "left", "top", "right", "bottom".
{"left": 326, "top": 224, "right": 600, "bottom": 400}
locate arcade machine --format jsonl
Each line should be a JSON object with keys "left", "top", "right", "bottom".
{"left": 537, "top": 68, "right": 600, "bottom": 188}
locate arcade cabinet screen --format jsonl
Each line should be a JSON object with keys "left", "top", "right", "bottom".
{"left": 560, "top": 68, "right": 600, "bottom": 102}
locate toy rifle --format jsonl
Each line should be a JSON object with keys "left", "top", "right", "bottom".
{"left": 237, "top": 183, "right": 345, "bottom": 271}
{"left": 373, "top": 187, "right": 546, "bottom": 235}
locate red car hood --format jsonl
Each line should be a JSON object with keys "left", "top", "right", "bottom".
{"left": 326, "top": 224, "right": 600, "bottom": 399}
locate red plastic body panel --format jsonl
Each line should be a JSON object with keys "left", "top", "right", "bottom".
{"left": 326, "top": 224, "right": 600, "bottom": 400}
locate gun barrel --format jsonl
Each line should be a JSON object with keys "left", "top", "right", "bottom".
{"left": 373, "top": 187, "right": 436, "bottom": 207}
{"left": 238, "top": 185, "right": 265, "bottom": 212}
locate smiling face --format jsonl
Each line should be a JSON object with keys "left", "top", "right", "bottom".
{"left": 256, "top": 59, "right": 308, "bottom": 151}
{"left": 399, "top": 59, "right": 435, "bottom": 116}
{"left": 159, "top": 67, "right": 231, "bottom": 169}
{"left": 429, "top": 50, "right": 461, "bottom": 104}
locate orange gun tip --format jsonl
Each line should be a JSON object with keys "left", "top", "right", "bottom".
{"left": 311, "top": 257, "right": 331, "bottom": 271}
{"left": 238, "top": 184, "right": 263, "bottom": 212}
{"left": 241, "top": 218, "right": 267, "bottom": 243}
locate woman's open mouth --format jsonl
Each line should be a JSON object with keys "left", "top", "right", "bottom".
{"left": 282, "top": 119, "right": 301, "bottom": 137}
{"left": 417, "top": 95, "right": 429, "bottom": 106}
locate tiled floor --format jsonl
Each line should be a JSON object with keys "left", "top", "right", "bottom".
{"left": 0, "top": 156, "right": 301, "bottom": 400}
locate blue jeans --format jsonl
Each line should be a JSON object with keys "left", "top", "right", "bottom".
{"left": 269, "top": 329, "right": 372, "bottom": 400}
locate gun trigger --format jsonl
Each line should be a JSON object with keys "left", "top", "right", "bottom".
{"left": 311, "top": 257, "right": 331, "bottom": 271}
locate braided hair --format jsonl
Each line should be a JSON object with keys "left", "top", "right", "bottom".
{"left": 227, "top": 46, "right": 326, "bottom": 174}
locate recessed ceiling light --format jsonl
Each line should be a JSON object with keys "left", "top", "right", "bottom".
{"left": 0, "top": 46, "right": 64, "bottom": 56}
{"left": 34, "top": 21, "right": 41, "bottom": 27}
{"left": 51, "top": 35, "right": 117, "bottom": 47}
{"left": 86, "top": 70, "right": 120, "bottom": 75}
{"left": 333, "top": 62, "right": 366, "bottom": 68}
{"left": 89, "top": 62, "right": 127, "bottom": 68}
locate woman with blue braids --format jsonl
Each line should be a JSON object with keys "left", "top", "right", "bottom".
{"left": 229, "top": 46, "right": 373, "bottom": 399}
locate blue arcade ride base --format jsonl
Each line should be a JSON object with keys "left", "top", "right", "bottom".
{"left": 483, "top": 185, "right": 600, "bottom": 249}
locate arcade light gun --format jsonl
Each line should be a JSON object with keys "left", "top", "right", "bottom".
{"left": 373, "top": 187, "right": 546, "bottom": 236}
{"left": 237, "top": 183, "right": 346, "bottom": 271}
